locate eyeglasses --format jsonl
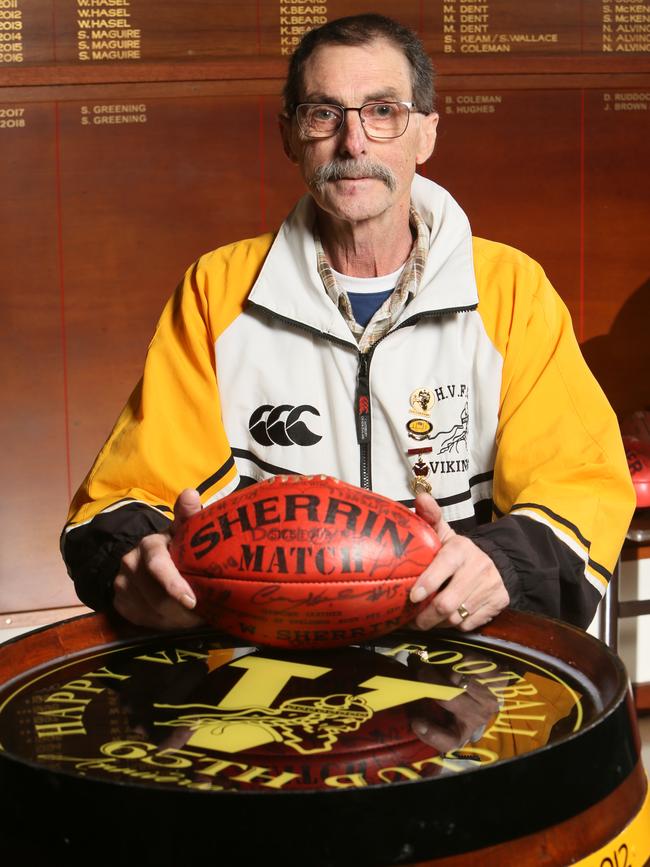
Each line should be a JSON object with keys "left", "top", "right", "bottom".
{"left": 294, "top": 101, "right": 425, "bottom": 140}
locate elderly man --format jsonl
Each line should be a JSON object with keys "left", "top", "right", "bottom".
{"left": 61, "top": 14, "right": 634, "bottom": 635}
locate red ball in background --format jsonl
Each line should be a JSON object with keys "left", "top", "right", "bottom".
{"left": 170, "top": 475, "right": 441, "bottom": 648}
{"left": 623, "top": 436, "right": 650, "bottom": 508}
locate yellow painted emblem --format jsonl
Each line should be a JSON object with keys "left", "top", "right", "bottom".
{"left": 153, "top": 655, "right": 463, "bottom": 754}
{"left": 407, "top": 418, "right": 434, "bottom": 438}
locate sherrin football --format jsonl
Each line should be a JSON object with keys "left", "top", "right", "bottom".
{"left": 170, "top": 475, "right": 441, "bottom": 648}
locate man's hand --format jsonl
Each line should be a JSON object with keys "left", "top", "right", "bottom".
{"left": 410, "top": 669, "right": 500, "bottom": 753}
{"left": 409, "top": 493, "right": 509, "bottom": 631}
{"left": 113, "top": 488, "right": 205, "bottom": 630}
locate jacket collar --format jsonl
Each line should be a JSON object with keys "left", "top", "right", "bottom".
{"left": 247, "top": 174, "right": 478, "bottom": 341}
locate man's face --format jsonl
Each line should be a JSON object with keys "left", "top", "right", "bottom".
{"left": 281, "top": 39, "right": 438, "bottom": 228}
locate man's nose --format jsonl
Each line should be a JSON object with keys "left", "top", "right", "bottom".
{"left": 336, "top": 109, "right": 367, "bottom": 158}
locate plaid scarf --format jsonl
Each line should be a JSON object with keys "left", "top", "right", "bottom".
{"left": 315, "top": 207, "right": 429, "bottom": 353}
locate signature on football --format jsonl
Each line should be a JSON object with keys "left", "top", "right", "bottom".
{"left": 249, "top": 583, "right": 402, "bottom": 611}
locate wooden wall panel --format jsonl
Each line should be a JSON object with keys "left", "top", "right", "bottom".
{"left": 431, "top": 88, "right": 583, "bottom": 324}
{"left": 0, "top": 102, "right": 70, "bottom": 610}
{"left": 582, "top": 88, "right": 650, "bottom": 417}
{"left": 262, "top": 93, "right": 311, "bottom": 229}
{"left": 58, "top": 95, "right": 263, "bottom": 489}
{"left": 0, "top": 1, "right": 649, "bottom": 617}
{"left": 0, "top": 91, "right": 267, "bottom": 614}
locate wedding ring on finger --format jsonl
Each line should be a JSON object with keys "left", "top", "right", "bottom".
{"left": 457, "top": 603, "right": 470, "bottom": 621}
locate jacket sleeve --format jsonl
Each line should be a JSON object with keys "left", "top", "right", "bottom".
{"left": 465, "top": 239, "right": 635, "bottom": 628}
{"left": 60, "top": 236, "right": 273, "bottom": 611}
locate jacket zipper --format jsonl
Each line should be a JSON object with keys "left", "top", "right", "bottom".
{"left": 353, "top": 306, "right": 477, "bottom": 491}
{"left": 356, "top": 352, "right": 372, "bottom": 489}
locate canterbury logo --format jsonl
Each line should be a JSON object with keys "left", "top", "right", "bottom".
{"left": 249, "top": 404, "right": 322, "bottom": 447}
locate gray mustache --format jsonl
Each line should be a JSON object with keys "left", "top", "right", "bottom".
{"left": 309, "top": 159, "right": 397, "bottom": 193}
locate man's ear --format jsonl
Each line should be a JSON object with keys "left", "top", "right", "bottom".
{"left": 279, "top": 114, "right": 299, "bottom": 164}
{"left": 415, "top": 111, "right": 439, "bottom": 166}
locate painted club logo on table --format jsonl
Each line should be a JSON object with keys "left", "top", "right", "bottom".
{"left": 154, "top": 692, "right": 375, "bottom": 756}
{"left": 0, "top": 635, "right": 584, "bottom": 794}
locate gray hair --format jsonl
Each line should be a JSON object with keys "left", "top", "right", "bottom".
{"left": 283, "top": 14, "right": 436, "bottom": 116}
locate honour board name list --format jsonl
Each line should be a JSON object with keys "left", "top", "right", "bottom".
{"left": 1, "top": 1, "right": 650, "bottom": 68}
{"left": 439, "top": 0, "right": 650, "bottom": 53}
{"left": 77, "top": 0, "right": 140, "bottom": 62}
{"left": 440, "top": 2, "right": 559, "bottom": 53}
{"left": 79, "top": 102, "right": 147, "bottom": 124}
{"left": 602, "top": 1, "right": 650, "bottom": 51}
{"left": 279, "top": 2, "right": 328, "bottom": 55}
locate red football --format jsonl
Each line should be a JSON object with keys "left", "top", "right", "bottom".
{"left": 170, "top": 475, "right": 441, "bottom": 648}
{"left": 623, "top": 436, "right": 650, "bottom": 508}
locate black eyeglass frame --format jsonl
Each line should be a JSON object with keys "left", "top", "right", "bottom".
{"left": 293, "top": 101, "right": 428, "bottom": 140}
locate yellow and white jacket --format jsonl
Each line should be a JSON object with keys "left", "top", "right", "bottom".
{"left": 62, "top": 175, "right": 635, "bottom": 627}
